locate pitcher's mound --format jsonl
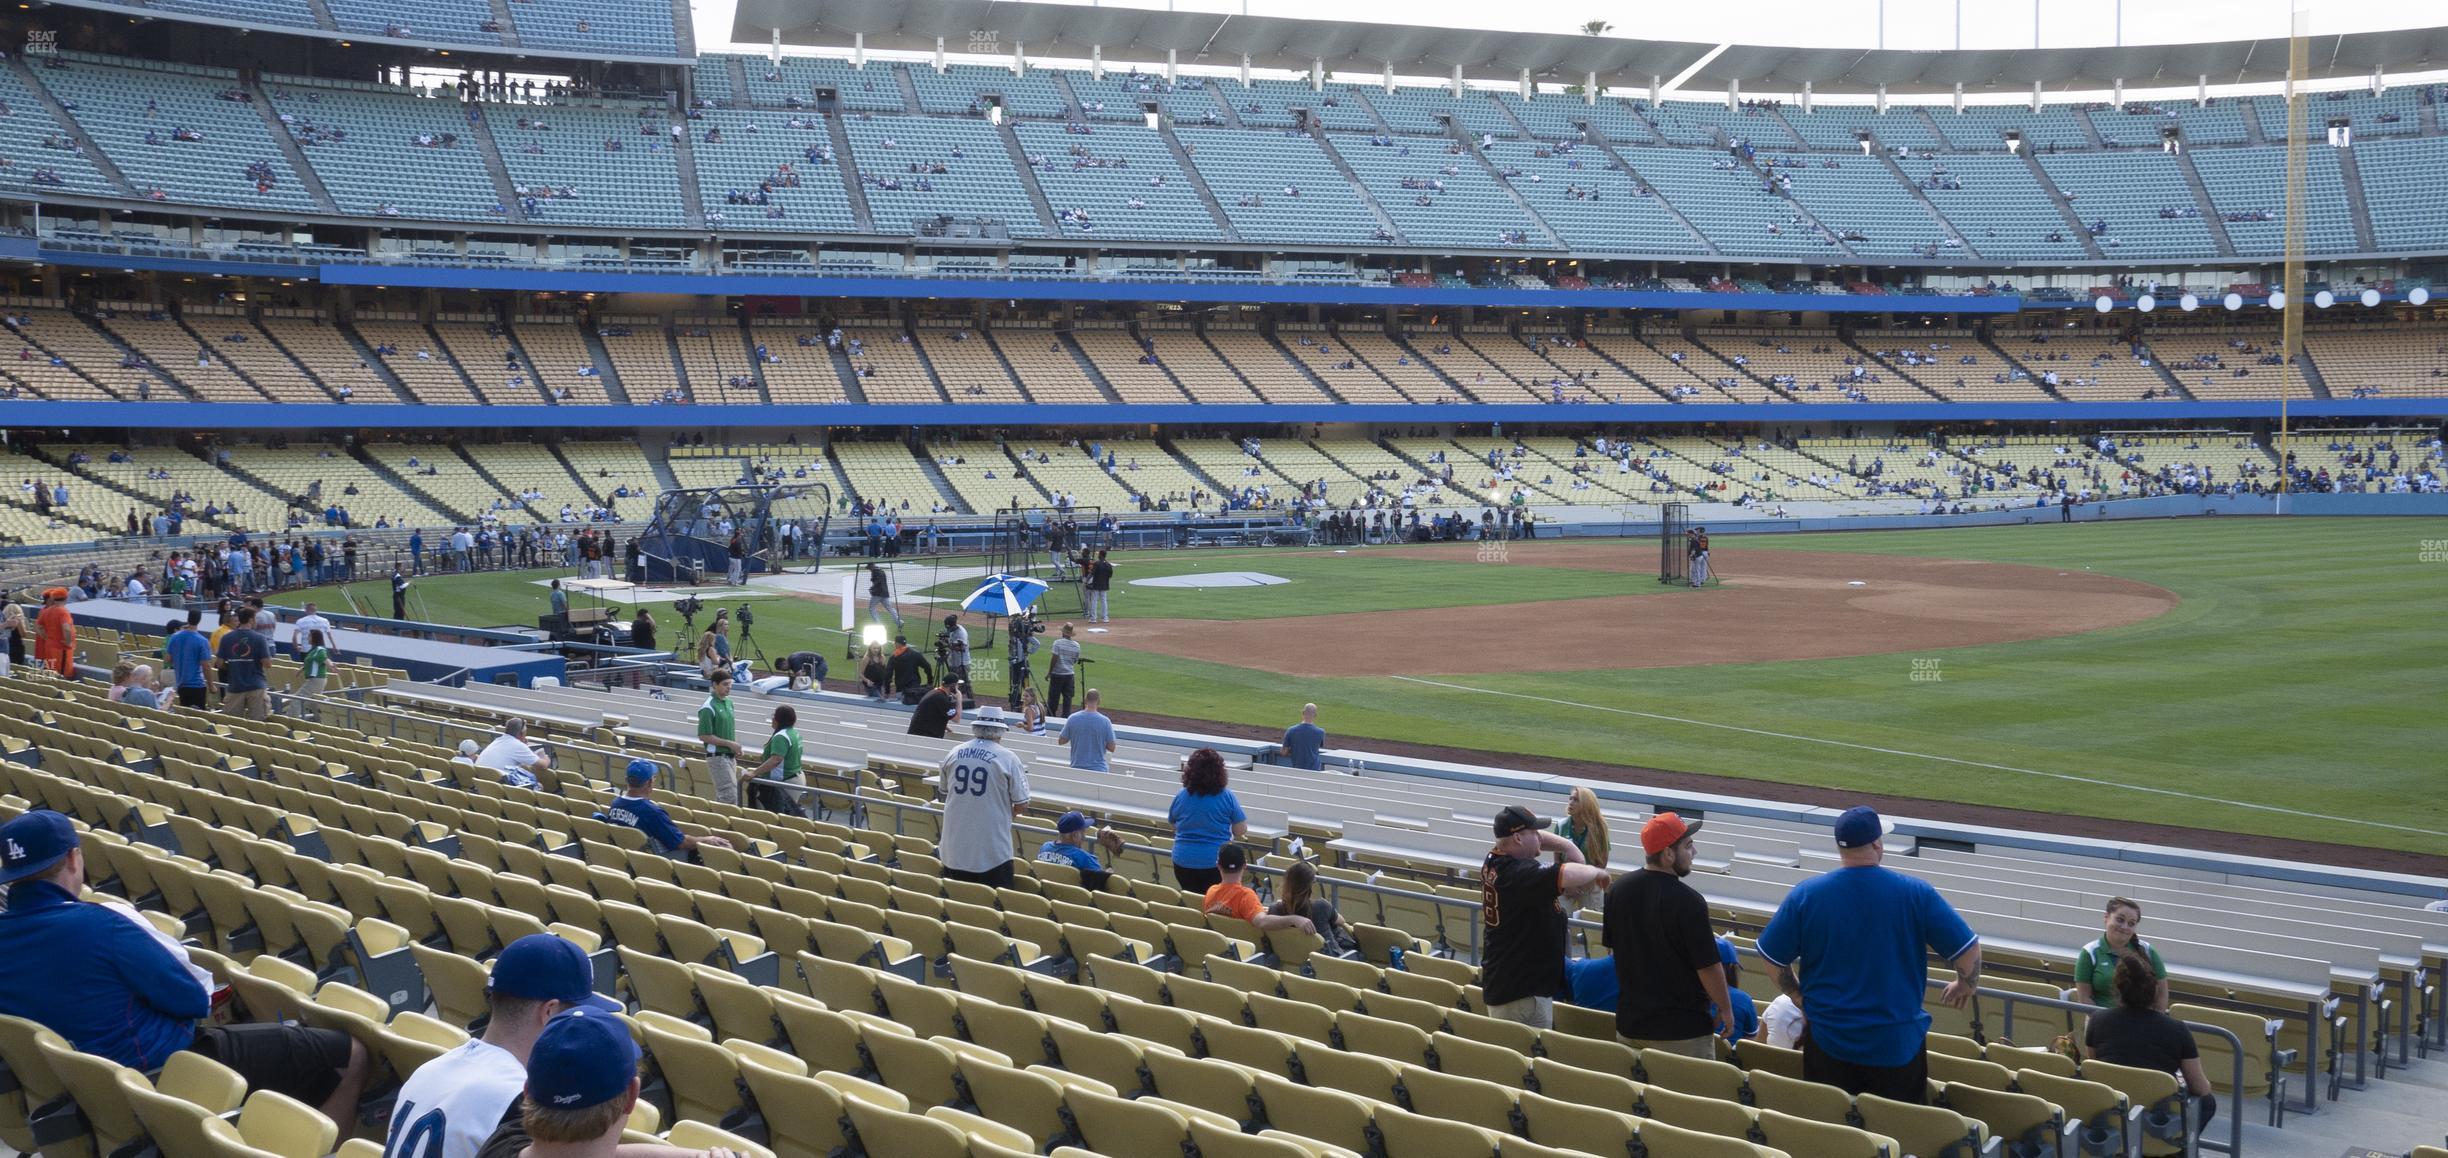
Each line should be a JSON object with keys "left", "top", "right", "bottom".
{"left": 1129, "top": 572, "right": 1290, "bottom": 589}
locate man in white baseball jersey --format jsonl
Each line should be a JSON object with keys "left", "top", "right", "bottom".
{"left": 383, "top": 934, "right": 619, "bottom": 1158}
{"left": 936, "top": 705, "right": 1030, "bottom": 890}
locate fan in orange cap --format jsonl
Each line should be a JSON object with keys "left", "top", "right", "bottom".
{"left": 33, "top": 588, "right": 74, "bottom": 677}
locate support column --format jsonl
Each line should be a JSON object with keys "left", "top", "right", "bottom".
{"left": 2197, "top": 75, "right": 2209, "bottom": 107}
{"left": 1382, "top": 61, "right": 1393, "bottom": 94}
{"left": 1648, "top": 75, "right": 1660, "bottom": 105}
{"left": 1451, "top": 63, "right": 1464, "bottom": 98}
{"left": 1168, "top": 48, "right": 1179, "bottom": 84}
{"left": 852, "top": 32, "right": 864, "bottom": 67}
{"left": 1802, "top": 81, "right": 1813, "bottom": 113}
{"left": 1519, "top": 68, "right": 1532, "bottom": 100}
{"left": 1726, "top": 77, "right": 1739, "bottom": 110}
{"left": 1013, "top": 41, "right": 1025, "bottom": 77}
{"left": 772, "top": 30, "right": 783, "bottom": 65}
{"left": 2371, "top": 64, "right": 2385, "bottom": 95}
{"left": 1091, "top": 45, "right": 1102, "bottom": 81}
{"left": 1953, "top": 81, "right": 1964, "bottom": 114}
{"left": 1875, "top": 82, "right": 1888, "bottom": 114}
{"left": 2113, "top": 77, "right": 2124, "bottom": 106}
{"left": 1311, "top": 58, "right": 1324, "bottom": 92}
{"left": 934, "top": 37, "right": 946, "bottom": 71}
{"left": 2031, "top": 80, "right": 2042, "bottom": 113}
{"left": 1586, "top": 71, "right": 1598, "bottom": 106}
{"left": 1240, "top": 54, "right": 1251, "bottom": 86}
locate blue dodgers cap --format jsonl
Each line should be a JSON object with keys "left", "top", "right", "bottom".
{"left": 525, "top": 1009, "right": 639, "bottom": 1111}
{"left": 1833, "top": 806, "right": 1895, "bottom": 849}
{"left": 489, "top": 934, "right": 622, "bottom": 1015}
{"left": 624, "top": 759, "right": 659, "bottom": 784}
{"left": 0, "top": 810, "right": 78, "bottom": 884}
{"left": 1716, "top": 936, "right": 1739, "bottom": 969}
{"left": 1056, "top": 811, "right": 1091, "bottom": 835}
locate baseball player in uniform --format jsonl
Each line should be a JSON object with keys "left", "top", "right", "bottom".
{"left": 937, "top": 706, "right": 1031, "bottom": 889}
{"left": 1688, "top": 526, "right": 1711, "bottom": 587}
{"left": 382, "top": 934, "right": 620, "bottom": 1158}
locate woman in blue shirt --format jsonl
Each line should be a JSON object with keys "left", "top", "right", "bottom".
{"left": 1167, "top": 748, "right": 1248, "bottom": 893}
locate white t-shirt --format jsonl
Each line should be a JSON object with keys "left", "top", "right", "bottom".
{"left": 476, "top": 734, "right": 545, "bottom": 786}
{"left": 937, "top": 737, "right": 1029, "bottom": 873}
{"left": 295, "top": 613, "right": 333, "bottom": 644}
{"left": 384, "top": 1038, "right": 525, "bottom": 1158}
{"left": 1763, "top": 994, "right": 1807, "bottom": 1049}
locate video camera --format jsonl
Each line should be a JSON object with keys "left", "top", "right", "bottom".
{"left": 736, "top": 604, "right": 755, "bottom": 629}
{"left": 673, "top": 594, "right": 704, "bottom": 620}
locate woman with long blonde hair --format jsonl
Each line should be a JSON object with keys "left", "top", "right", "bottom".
{"left": 1557, "top": 786, "right": 1610, "bottom": 911}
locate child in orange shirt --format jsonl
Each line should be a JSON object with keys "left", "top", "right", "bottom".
{"left": 1202, "top": 844, "right": 1315, "bottom": 934}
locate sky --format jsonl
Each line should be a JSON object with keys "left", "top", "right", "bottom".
{"left": 692, "top": 0, "right": 2443, "bottom": 56}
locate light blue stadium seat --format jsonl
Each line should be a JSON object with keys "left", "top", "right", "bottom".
{"left": 260, "top": 76, "right": 502, "bottom": 222}
{"left": 1623, "top": 144, "right": 1837, "bottom": 259}
{"left": 513, "top": 0, "right": 681, "bottom": 56}
{"left": 2038, "top": 151, "right": 2217, "bottom": 259}
{"left": 492, "top": 101, "right": 686, "bottom": 227}
{"left": 324, "top": 0, "right": 496, "bottom": 45}
{"left": 1480, "top": 139, "right": 1702, "bottom": 255}
{"left": 1238, "top": 79, "right": 1376, "bottom": 132}
{"left": 1493, "top": 91, "right": 1655, "bottom": 144}
{"left": 1328, "top": 133, "right": 1548, "bottom": 249}
{"left": 2096, "top": 100, "right": 2249, "bottom": 147}
{"left": 0, "top": 66, "right": 114, "bottom": 196}
{"left": 2336, "top": 135, "right": 2447, "bottom": 251}
{"left": 1778, "top": 103, "right": 1945, "bottom": 151}
{"left": 692, "top": 110, "right": 858, "bottom": 232}
{"left": 1898, "top": 155, "right": 2089, "bottom": 262}
{"left": 692, "top": 58, "right": 736, "bottom": 105}
{"left": 35, "top": 53, "right": 319, "bottom": 213}
{"left": 904, "top": 65, "right": 1068, "bottom": 119}
{"left": 144, "top": 0, "right": 320, "bottom": 31}
{"left": 1011, "top": 122, "right": 1222, "bottom": 242}
{"left": 728, "top": 55, "right": 905, "bottom": 112}
{"left": 1772, "top": 154, "right": 1954, "bottom": 257}
{"left": 2187, "top": 145, "right": 2358, "bottom": 256}
{"left": 1927, "top": 104, "right": 2092, "bottom": 152}
{"left": 1174, "top": 126, "right": 1378, "bottom": 245}
{"left": 2257, "top": 88, "right": 2423, "bottom": 141}
{"left": 840, "top": 113, "right": 1043, "bottom": 236}
{"left": 1065, "top": 70, "right": 1223, "bottom": 126}
{"left": 1364, "top": 84, "right": 1514, "bottom": 138}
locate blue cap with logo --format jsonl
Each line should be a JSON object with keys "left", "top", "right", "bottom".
{"left": 1056, "top": 811, "right": 1091, "bottom": 835}
{"left": 489, "top": 933, "right": 622, "bottom": 1015}
{"left": 524, "top": 1008, "right": 639, "bottom": 1111}
{"left": 624, "top": 759, "right": 659, "bottom": 785}
{"left": 1833, "top": 806, "right": 1895, "bottom": 849}
{"left": 0, "top": 810, "right": 78, "bottom": 884}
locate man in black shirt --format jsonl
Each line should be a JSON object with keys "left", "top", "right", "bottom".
{"left": 886, "top": 635, "right": 933, "bottom": 699}
{"left": 1603, "top": 811, "right": 1732, "bottom": 1057}
{"left": 1480, "top": 805, "right": 1610, "bottom": 1029}
{"left": 907, "top": 676, "right": 959, "bottom": 738}
{"left": 1085, "top": 549, "right": 1114, "bottom": 624}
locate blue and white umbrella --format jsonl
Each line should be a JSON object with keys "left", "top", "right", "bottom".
{"left": 961, "top": 573, "right": 1050, "bottom": 617}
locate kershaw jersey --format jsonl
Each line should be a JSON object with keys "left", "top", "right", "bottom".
{"left": 383, "top": 1038, "right": 525, "bottom": 1158}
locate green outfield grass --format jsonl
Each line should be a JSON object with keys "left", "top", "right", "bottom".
{"left": 292, "top": 517, "right": 2448, "bottom": 855}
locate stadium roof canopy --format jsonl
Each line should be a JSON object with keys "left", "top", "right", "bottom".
{"left": 731, "top": 0, "right": 2448, "bottom": 95}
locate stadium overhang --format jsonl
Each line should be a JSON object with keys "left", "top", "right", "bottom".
{"left": 732, "top": 0, "right": 2448, "bottom": 95}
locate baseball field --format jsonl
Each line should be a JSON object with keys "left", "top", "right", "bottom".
{"left": 298, "top": 516, "right": 2448, "bottom": 864}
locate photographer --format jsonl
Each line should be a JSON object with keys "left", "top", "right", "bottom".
{"left": 1005, "top": 611, "right": 1043, "bottom": 711}
{"left": 939, "top": 613, "right": 971, "bottom": 690}
{"left": 781, "top": 650, "right": 828, "bottom": 690}
{"left": 1046, "top": 622, "right": 1081, "bottom": 717}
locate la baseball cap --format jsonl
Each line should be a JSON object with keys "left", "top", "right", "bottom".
{"left": 1715, "top": 936, "right": 1740, "bottom": 969}
{"left": 1640, "top": 811, "right": 1704, "bottom": 857}
{"left": 1833, "top": 806, "right": 1895, "bottom": 849}
{"left": 0, "top": 810, "right": 77, "bottom": 884}
{"left": 1056, "top": 811, "right": 1091, "bottom": 835}
{"left": 1216, "top": 843, "right": 1248, "bottom": 872}
{"left": 1493, "top": 805, "right": 1549, "bottom": 838}
{"left": 489, "top": 934, "right": 622, "bottom": 1015}
{"left": 525, "top": 1008, "right": 639, "bottom": 1111}
{"left": 624, "top": 758, "right": 660, "bottom": 785}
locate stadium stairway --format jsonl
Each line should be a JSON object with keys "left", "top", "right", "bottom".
{"left": 1869, "top": 148, "right": 1982, "bottom": 259}
{"left": 414, "top": 321, "right": 491, "bottom": 405}
{"left": 668, "top": 116, "right": 709, "bottom": 227}
{"left": 992, "top": 120, "right": 1064, "bottom": 235}
{"left": 297, "top": 0, "right": 338, "bottom": 31}
{"left": 1688, "top": 337, "right": 1802, "bottom": 403}
{"left": 976, "top": 329, "right": 1038, "bottom": 405}
{"left": 1302, "top": 124, "right": 1408, "bottom": 244}
{"left": 820, "top": 113, "right": 878, "bottom": 233}
{"left": 243, "top": 71, "right": 340, "bottom": 215}
{"left": 5, "top": 56, "right": 137, "bottom": 197}
{"left": 1265, "top": 330, "right": 1349, "bottom": 403}
{"left": 580, "top": 325, "right": 628, "bottom": 400}
{"left": 337, "top": 445, "right": 465, "bottom": 524}
{"left": 1586, "top": 134, "right": 1722, "bottom": 256}
{"left": 1733, "top": 147, "right": 1854, "bottom": 259}
{"left": 1157, "top": 438, "right": 1239, "bottom": 499}
{"left": 463, "top": 108, "right": 528, "bottom": 225}
{"left": 2170, "top": 150, "right": 2241, "bottom": 258}
{"left": 5, "top": 317, "right": 140, "bottom": 400}
{"left": 1158, "top": 124, "right": 1245, "bottom": 244}
{"left": 1973, "top": 331, "right": 2064, "bottom": 401}
{"left": 1449, "top": 123, "right": 1564, "bottom": 249}
{"left": 1055, "top": 332, "right": 1127, "bottom": 403}
{"left": 2238, "top": 99, "right": 2274, "bottom": 145}
{"left": 333, "top": 320, "right": 418, "bottom": 404}
{"left": 1844, "top": 337, "right": 1952, "bottom": 401}
{"left": 483, "top": 0, "right": 521, "bottom": 46}
{"left": 2334, "top": 146, "right": 2382, "bottom": 252}
{"left": 907, "top": 448, "right": 971, "bottom": 514}
{"left": 2069, "top": 106, "right": 2111, "bottom": 149}
{"left": 890, "top": 64, "right": 924, "bottom": 114}
{"left": 2017, "top": 151, "right": 2108, "bottom": 259}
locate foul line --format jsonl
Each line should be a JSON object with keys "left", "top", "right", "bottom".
{"left": 1390, "top": 677, "right": 2448, "bottom": 838}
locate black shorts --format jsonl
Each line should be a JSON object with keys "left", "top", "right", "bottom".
{"left": 1172, "top": 864, "right": 1224, "bottom": 894}
{"left": 176, "top": 685, "right": 209, "bottom": 708}
{"left": 943, "top": 863, "right": 1015, "bottom": 891}
{"left": 191, "top": 1023, "right": 353, "bottom": 1106}
{"left": 1802, "top": 1036, "right": 1928, "bottom": 1104}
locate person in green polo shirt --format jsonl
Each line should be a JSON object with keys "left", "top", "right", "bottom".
{"left": 294, "top": 627, "right": 331, "bottom": 722}
{"left": 2073, "top": 896, "right": 2168, "bottom": 1009}
{"left": 746, "top": 704, "right": 805, "bottom": 816}
{"left": 696, "top": 670, "right": 741, "bottom": 805}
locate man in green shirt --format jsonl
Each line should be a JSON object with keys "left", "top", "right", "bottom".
{"left": 696, "top": 670, "right": 741, "bottom": 805}
{"left": 747, "top": 704, "right": 805, "bottom": 816}
{"left": 294, "top": 627, "right": 332, "bottom": 722}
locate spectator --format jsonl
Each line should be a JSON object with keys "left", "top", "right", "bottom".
{"left": 1045, "top": 621, "right": 1081, "bottom": 717}
{"left": 165, "top": 608, "right": 210, "bottom": 707}
{"left": 1035, "top": 810, "right": 1125, "bottom": 892}
{"left": 745, "top": 704, "right": 804, "bottom": 815}
{"left": 2084, "top": 953, "right": 2217, "bottom": 1129}
{"left": 0, "top": 811, "right": 371, "bottom": 1125}
{"left": 696, "top": 670, "right": 742, "bottom": 805}
{"left": 1280, "top": 702, "right": 1326, "bottom": 770}
{"left": 601, "top": 759, "right": 731, "bottom": 858}
{"left": 1270, "top": 859, "right": 1355, "bottom": 954}
{"left": 1757, "top": 807, "right": 1981, "bottom": 1103}
{"left": 107, "top": 658, "right": 143, "bottom": 702}
{"left": 907, "top": 674, "right": 959, "bottom": 738}
{"left": 1761, "top": 986, "right": 1807, "bottom": 1048}
{"left": 858, "top": 643, "right": 890, "bottom": 701}
{"left": 628, "top": 609, "right": 657, "bottom": 653}
{"left": 216, "top": 609, "right": 274, "bottom": 720}
{"left": 477, "top": 718, "right": 554, "bottom": 789}
{"left": 1167, "top": 748, "right": 1248, "bottom": 893}
{"left": 0, "top": 600, "right": 23, "bottom": 668}
{"left": 294, "top": 628, "right": 330, "bottom": 720}
{"left": 2074, "top": 896, "right": 2168, "bottom": 1009}
{"left": 937, "top": 706, "right": 1030, "bottom": 889}
{"left": 467, "top": 1006, "right": 745, "bottom": 1158}
{"left": 33, "top": 587, "right": 73, "bottom": 677}
{"left": 1200, "top": 843, "right": 1314, "bottom": 933}
{"left": 1482, "top": 805, "right": 1611, "bottom": 1029}
{"left": 1556, "top": 785, "right": 1611, "bottom": 908}
{"left": 385, "top": 933, "right": 621, "bottom": 1158}
{"left": 1713, "top": 937, "right": 1760, "bottom": 1042}
{"left": 1602, "top": 812, "right": 1731, "bottom": 1057}
{"left": 1056, "top": 688, "right": 1115, "bottom": 772}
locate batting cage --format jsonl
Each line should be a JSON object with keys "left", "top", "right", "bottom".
{"left": 1658, "top": 502, "right": 1690, "bottom": 585}
{"left": 991, "top": 505, "right": 1105, "bottom": 617}
{"left": 634, "top": 482, "right": 832, "bottom": 585}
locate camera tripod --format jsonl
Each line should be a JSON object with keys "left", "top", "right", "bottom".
{"left": 735, "top": 614, "right": 771, "bottom": 667}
